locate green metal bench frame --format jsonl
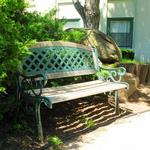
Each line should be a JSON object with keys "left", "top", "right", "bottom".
{"left": 17, "top": 41, "right": 128, "bottom": 143}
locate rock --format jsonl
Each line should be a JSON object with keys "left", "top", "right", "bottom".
{"left": 118, "top": 73, "right": 139, "bottom": 102}
{"left": 83, "top": 29, "right": 122, "bottom": 63}
{"left": 65, "top": 28, "right": 122, "bottom": 64}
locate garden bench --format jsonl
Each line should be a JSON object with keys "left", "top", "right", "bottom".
{"left": 17, "top": 41, "right": 128, "bottom": 143}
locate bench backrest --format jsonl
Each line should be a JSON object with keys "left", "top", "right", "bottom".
{"left": 22, "top": 41, "right": 99, "bottom": 79}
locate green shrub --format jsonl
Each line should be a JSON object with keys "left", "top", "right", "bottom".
{"left": 48, "top": 135, "right": 63, "bottom": 150}
{"left": 80, "top": 116, "right": 95, "bottom": 128}
{"left": 0, "top": 0, "right": 66, "bottom": 121}
{"left": 62, "top": 29, "right": 86, "bottom": 43}
{"left": 120, "top": 48, "right": 135, "bottom": 60}
{"left": 19, "top": 9, "right": 65, "bottom": 42}
{"left": 120, "top": 58, "right": 139, "bottom": 64}
{"left": 0, "top": 0, "right": 89, "bottom": 121}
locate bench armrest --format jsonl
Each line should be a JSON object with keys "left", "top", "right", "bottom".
{"left": 16, "top": 72, "right": 47, "bottom": 97}
{"left": 97, "top": 61, "right": 126, "bottom": 82}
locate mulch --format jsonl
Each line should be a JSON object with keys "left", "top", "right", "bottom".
{"left": 0, "top": 94, "right": 131, "bottom": 150}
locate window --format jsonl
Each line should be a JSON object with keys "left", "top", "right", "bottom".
{"left": 107, "top": 18, "right": 133, "bottom": 48}
{"left": 63, "top": 19, "right": 81, "bottom": 29}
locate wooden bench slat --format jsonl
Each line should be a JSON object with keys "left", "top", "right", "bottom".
{"left": 27, "top": 80, "right": 127, "bottom": 105}
{"left": 44, "top": 82, "right": 127, "bottom": 104}
{"left": 30, "top": 41, "right": 93, "bottom": 51}
{"left": 27, "top": 80, "right": 104, "bottom": 96}
{"left": 43, "top": 80, "right": 105, "bottom": 92}
{"left": 46, "top": 69, "right": 97, "bottom": 79}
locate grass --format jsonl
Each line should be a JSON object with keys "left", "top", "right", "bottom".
{"left": 120, "top": 58, "right": 141, "bottom": 64}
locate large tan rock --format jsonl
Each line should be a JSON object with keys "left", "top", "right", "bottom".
{"left": 83, "top": 29, "right": 122, "bottom": 63}
{"left": 65, "top": 28, "right": 122, "bottom": 63}
{"left": 118, "top": 73, "right": 139, "bottom": 102}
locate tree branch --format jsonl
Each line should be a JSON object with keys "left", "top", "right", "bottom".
{"left": 72, "top": 0, "right": 86, "bottom": 22}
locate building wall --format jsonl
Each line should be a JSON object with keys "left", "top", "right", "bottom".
{"left": 134, "top": 0, "right": 150, "bottom": 63}
{"left": 57, "top": 1, "right": 84, "bottom": 29}
{"left": 107, "top": 0, "right": 150, "bottom": 63}
{"left": 58, "top": 1, "right": 80, "bottom": 19}
{"left": 107, "top": 0, "right": 135, "bottom": 45}
{"left": 57, "top": 0, "right": 109, "bottom": 31}
{"left": 107, "top": 0, "right": 135, "bottom": 18}
{"left": 27, "top": 0, "right": 56, "bottom": 13}
{"left": 26, "top": 0, "right": 150, "bottom": 63}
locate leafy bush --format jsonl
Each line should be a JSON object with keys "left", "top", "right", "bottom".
{"left": 0, "top": 0, "right": 87, "bottom": 121}
{"left": 80, "top": 116, "right": 95, "bottom": 128}
{"left": 0, "top": 0, "right": 29, "bottom": 92}
{"left": 0, "top": 0, "right": 64, "bottom": 120}
{"left": 48, "top": 135, "right": 63, "bottom": 150}
{"left": 19, "top": 9, "right": 65, "bottom": 42}
{"left": 63, "top": 28, "right": 86, "bottom": 43}
{"left": 120, "top": 58, "right": 139, "bottom": 64}
{"left": 120, "top": 48, "right": 135, "bottom": 60}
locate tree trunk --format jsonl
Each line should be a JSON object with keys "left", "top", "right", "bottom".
{"left": 72, "top": 0, "right": 100, "bottom": 30}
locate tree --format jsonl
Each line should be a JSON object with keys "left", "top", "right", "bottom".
{"left": 72, "top": 0, "right": 100, "bottom": 30}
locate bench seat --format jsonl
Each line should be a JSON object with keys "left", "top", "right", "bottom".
{"left": 27, "top": 80, "right": 127, "bottom": 108}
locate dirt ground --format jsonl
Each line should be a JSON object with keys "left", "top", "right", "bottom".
{"left": 120, "top": 84, "right": 150, "bottom": 113}
{"left": 0, "top": 84, "right": 150, "bottom": 150}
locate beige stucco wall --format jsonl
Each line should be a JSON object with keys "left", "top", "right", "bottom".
{"left": 134, "top": 0, "right": 150, "bottom": 63}
{"left": 58, "top": 2, "right": 81, "bottom": 19}
{"left": 108, "top": 0, "right": 135, "bottom": 18}
{"left": 107, "top": 0, "right": 150, "bottom": 63}
{"left": 27, "top": 0, "right": 56, "bottom": 13}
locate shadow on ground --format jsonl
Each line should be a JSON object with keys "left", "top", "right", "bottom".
{"left": 128, "top": 84, "right": 150, "bottom": 104}
{"left": 0, "top": 94, "right": 131, "bottom": 150}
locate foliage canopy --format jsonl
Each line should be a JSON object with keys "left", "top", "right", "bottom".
{"left": 0, "top": 0, "right": 86, "bottom": 120}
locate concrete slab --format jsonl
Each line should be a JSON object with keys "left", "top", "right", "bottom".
{"left": 64, "top": 110, "right": 150, "bottom": 150}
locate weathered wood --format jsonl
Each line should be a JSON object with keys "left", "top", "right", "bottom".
{"left": 46, "top": 70, "right": 97, "bottom": 79}
{"left": 30, "top": 80, "right": 125, "bottom": 95}
{"left": 40, "top": 81, "right": 126, "bottom": 104}
{"left": 30, "top": 41, "right": 93, "bottom": 51}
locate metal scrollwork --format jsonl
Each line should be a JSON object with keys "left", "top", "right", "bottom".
{"left": 109, "top": 67, "right": 126, "bottom": 82}
{"left": 98, "top": 60, "right": 126, "bottom": 82}
{"left": 19, "top": 73, "right": 47, "bottom": 97}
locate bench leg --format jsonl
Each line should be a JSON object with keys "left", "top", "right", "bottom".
{"left": 115, "top": 90, "right": 120, "bottom": 114}
{"left": 35, "top": 100, "right": 44, "bottom": 143}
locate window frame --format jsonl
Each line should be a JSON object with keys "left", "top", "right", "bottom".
{"left": 61, "top": 18, "right": 81, "bottom": 29}
{"left": 107, "top": 17, "right": 133, "bottom": 48}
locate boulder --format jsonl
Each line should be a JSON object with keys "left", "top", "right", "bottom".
{"left": 118, "top": 73, "right": 139, "bottom": 102}
{"left": 83, "top": 29, "right": 122, "bottom": 63}
{"left": 65, "top": 28, "right": 122, "bottom": 64}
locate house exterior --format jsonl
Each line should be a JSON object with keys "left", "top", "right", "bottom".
{"left": 27, "top": 0, "right": 150, "bottom": 63}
